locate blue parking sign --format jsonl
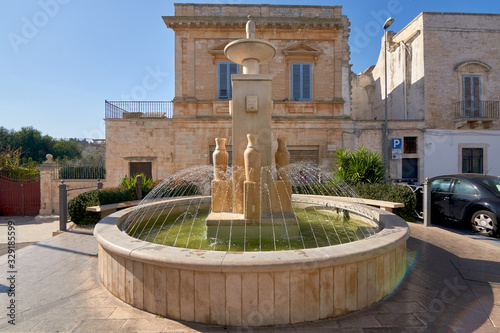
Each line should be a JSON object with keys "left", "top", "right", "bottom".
{"left": 392, "top": 138, "right": 402, "bottom": 149}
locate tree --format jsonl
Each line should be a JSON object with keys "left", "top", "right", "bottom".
{"left": 52, "top": 139, "right": 82, "bottom": 160}
{"left": 0, "top": 147, "right": 39, "bottom": 178}
{"left": 332, "top": 146, "right": 386, "bottom": 184}
{"left": 0, "top": 126, "right": 82, "bottom": 163}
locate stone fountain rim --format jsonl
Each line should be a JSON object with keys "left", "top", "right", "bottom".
{"left": 94, "top": 194, "right": 409, "bottom": 274}
{"left": 224, "top": 38, "right": 277, "bottom": 64}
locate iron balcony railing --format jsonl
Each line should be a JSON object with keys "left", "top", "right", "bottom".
{"left": 454, "top": 101, "right": 500, "bottom": 120}
{"left": 105, "top": 101, "right": 173, "bottom": 119}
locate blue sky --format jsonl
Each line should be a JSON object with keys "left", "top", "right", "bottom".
{"left": 1, "top": 0, "right": 499, "bottom": 140}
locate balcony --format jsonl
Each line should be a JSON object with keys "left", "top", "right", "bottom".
{"left": 454, "top": 101, "right": 500, "bottom": 129}
{"left": 105, "top": 101, "right": 173, "bottom": 119}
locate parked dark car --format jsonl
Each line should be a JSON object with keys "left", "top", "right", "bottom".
{"left": 424, "top": 174, "right": 500, "bottom": 237}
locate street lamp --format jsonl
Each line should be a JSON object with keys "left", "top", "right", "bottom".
{"left": 383, "top": 17, "right": 394, "bottom": 180}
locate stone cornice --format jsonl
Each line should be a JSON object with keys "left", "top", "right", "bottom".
{"left": 163, "top": 16, "right": 344, "bottom": 30}
{"left": 173, "top": 98, "right": 345, "bottom": 104}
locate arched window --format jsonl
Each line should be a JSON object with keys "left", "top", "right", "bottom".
{"left": 454, "top": 60, "right": 491, "bottom": 118}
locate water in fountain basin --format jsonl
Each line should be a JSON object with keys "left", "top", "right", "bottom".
{"left": 122, "top": 162, "right": 380, "bottom": 252}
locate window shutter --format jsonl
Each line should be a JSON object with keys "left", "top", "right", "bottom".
{"left": 219, "top": 63, "right": 228, "bottom": 100}
{"left": 292, "top": 64, "right": 301, "bottom": 100}
{"left": 291, "top": 63, "right": 312, "bottom": 101}
{"left": 302, "top": 64, "right": 311, "bottom": 100}
{"left": 473, "top": 76, "right": 481, "bottom": 115}
{"left": 218, "top": 62, "right": 238, "bottom": 100}
{"left": 229, "top": 63, "right": 238, "bottom": 100}
{"left": 463, "top": 75, "right": 481, "bottom": 117}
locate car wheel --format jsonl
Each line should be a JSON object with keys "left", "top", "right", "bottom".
{"left": 471, "top": 210, "right": 498, "bottom": 237}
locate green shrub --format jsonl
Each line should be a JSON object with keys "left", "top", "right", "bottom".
{"left": 59, "top": 165, "right": 106, "bottom": 179}
{"left": 67, "top": 190, "right": 100, "bottom": 225}
{"left": 0, "top": 147, "right": 39, "bottom": 179}
{"left": 97, "top": 187, "right": 135, "bottom": 205}
{"left": 333, "top": 146, "right": 386, "bottom": 184}
{"left": 352, "top": 182, "right": 416, "bottom": 220}
{"left": 292, "top": 181, "right": 416, "bottom": 221}
{"left": 68, "top": 179, "right": 200, "bottom": 226}
{"left": 68, "top": 187, "right": 135, "bottom": 226}
{"left": 119, "top": 173, "right": 154, "bottom": 196}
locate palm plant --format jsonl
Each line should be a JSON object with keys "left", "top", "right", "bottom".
{"left": 332, "top": 146, "right": 386, "bottom": 184}
{"left": 120, "top": 173, "right": 154, "bottom": 196}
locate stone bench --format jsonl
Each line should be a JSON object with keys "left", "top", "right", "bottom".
{"left": 86, "top": 200, "right": 142, "bottom": 218}
{"left": 323, "top": 196, "right": 405, "bottom": 213}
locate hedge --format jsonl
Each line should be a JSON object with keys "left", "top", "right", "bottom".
{"left": 68, "top": 181, "right": 201, "bottom": 226}
{"left": 352, "top": 182, "right": 416, "bottom": 220}
{"left": 293, "top": 182, "right": 416, "bottom": 221}
{"left": 68, "top": 187, "right": 134, "bottom": 225}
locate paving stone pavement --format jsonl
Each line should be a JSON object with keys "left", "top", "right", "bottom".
{"left": 0, "top": 217, "right": 499, "bottom": 332}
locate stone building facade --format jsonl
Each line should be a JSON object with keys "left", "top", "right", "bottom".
{"left": 352, "top": 12, "right": 500, "bottom": 181}
{"left": 105, "top": 4, "right": 352, "bottom": 186}
{"left": 105, "top": 6, "right": 500, "bottom": 186}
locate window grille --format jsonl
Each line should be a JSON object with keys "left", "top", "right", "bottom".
{"left": 404, "top": 137, "right": 417, "bottom": 154}
{"left": 462, "top": 148, "right": 483, "bottom": 173}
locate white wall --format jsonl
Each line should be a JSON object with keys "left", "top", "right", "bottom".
{"left": 424, "top": 129, "right": 500, "bottom": 179}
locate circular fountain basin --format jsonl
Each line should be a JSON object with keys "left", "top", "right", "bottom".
{"left": 94, "top": 194, "right": 409, "bottom": 327}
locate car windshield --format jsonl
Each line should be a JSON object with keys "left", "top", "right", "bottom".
{"left": 474, "top": 176, "right": 500, "bottom": 196}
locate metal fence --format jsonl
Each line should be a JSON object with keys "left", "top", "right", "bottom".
{"left": 105, "top": 100, "right": 173, "bottom": 119}
{"left": 52, "top": 160, "right": 106, "bottom": 180}
{"left": 454, "top": 101, "right": 500, "bottom": 119}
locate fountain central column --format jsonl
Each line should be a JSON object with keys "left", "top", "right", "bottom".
{"left": 206, "top": 15, "right": 297, "bottom": 238}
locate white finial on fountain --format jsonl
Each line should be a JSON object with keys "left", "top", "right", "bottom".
{"left": 246, "top": 14, "right": 255, "bottom": 39}
{"left": 224, "top": 14, "right": 276, "bottom": 75}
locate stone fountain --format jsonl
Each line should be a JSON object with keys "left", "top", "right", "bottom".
{"left": 93, "top": 15, "right": 410, "bottom": 327}
{"left": 206, "top": 15, "right": 298, "bottom": 238}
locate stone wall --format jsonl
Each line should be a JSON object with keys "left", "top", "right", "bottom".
{"left": 105, "top": 116, "right": 345, "bottom": 187}
{"left": 351, "top": 14, "right": 425, "bottom": 122}
{"left": 105, "top": 118, "right": 176, "bottom": 186}
{"left": 352, "top": 12, "right": 500, "bottom": 128}
{"left": 165, "top": 5, "right": 351, "bottom": 112}
{"left": 39, "top": 158, "right": 105, "bottom": 215}
{"left": 422, "top": 13, "right": 500, "bottom": 130}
